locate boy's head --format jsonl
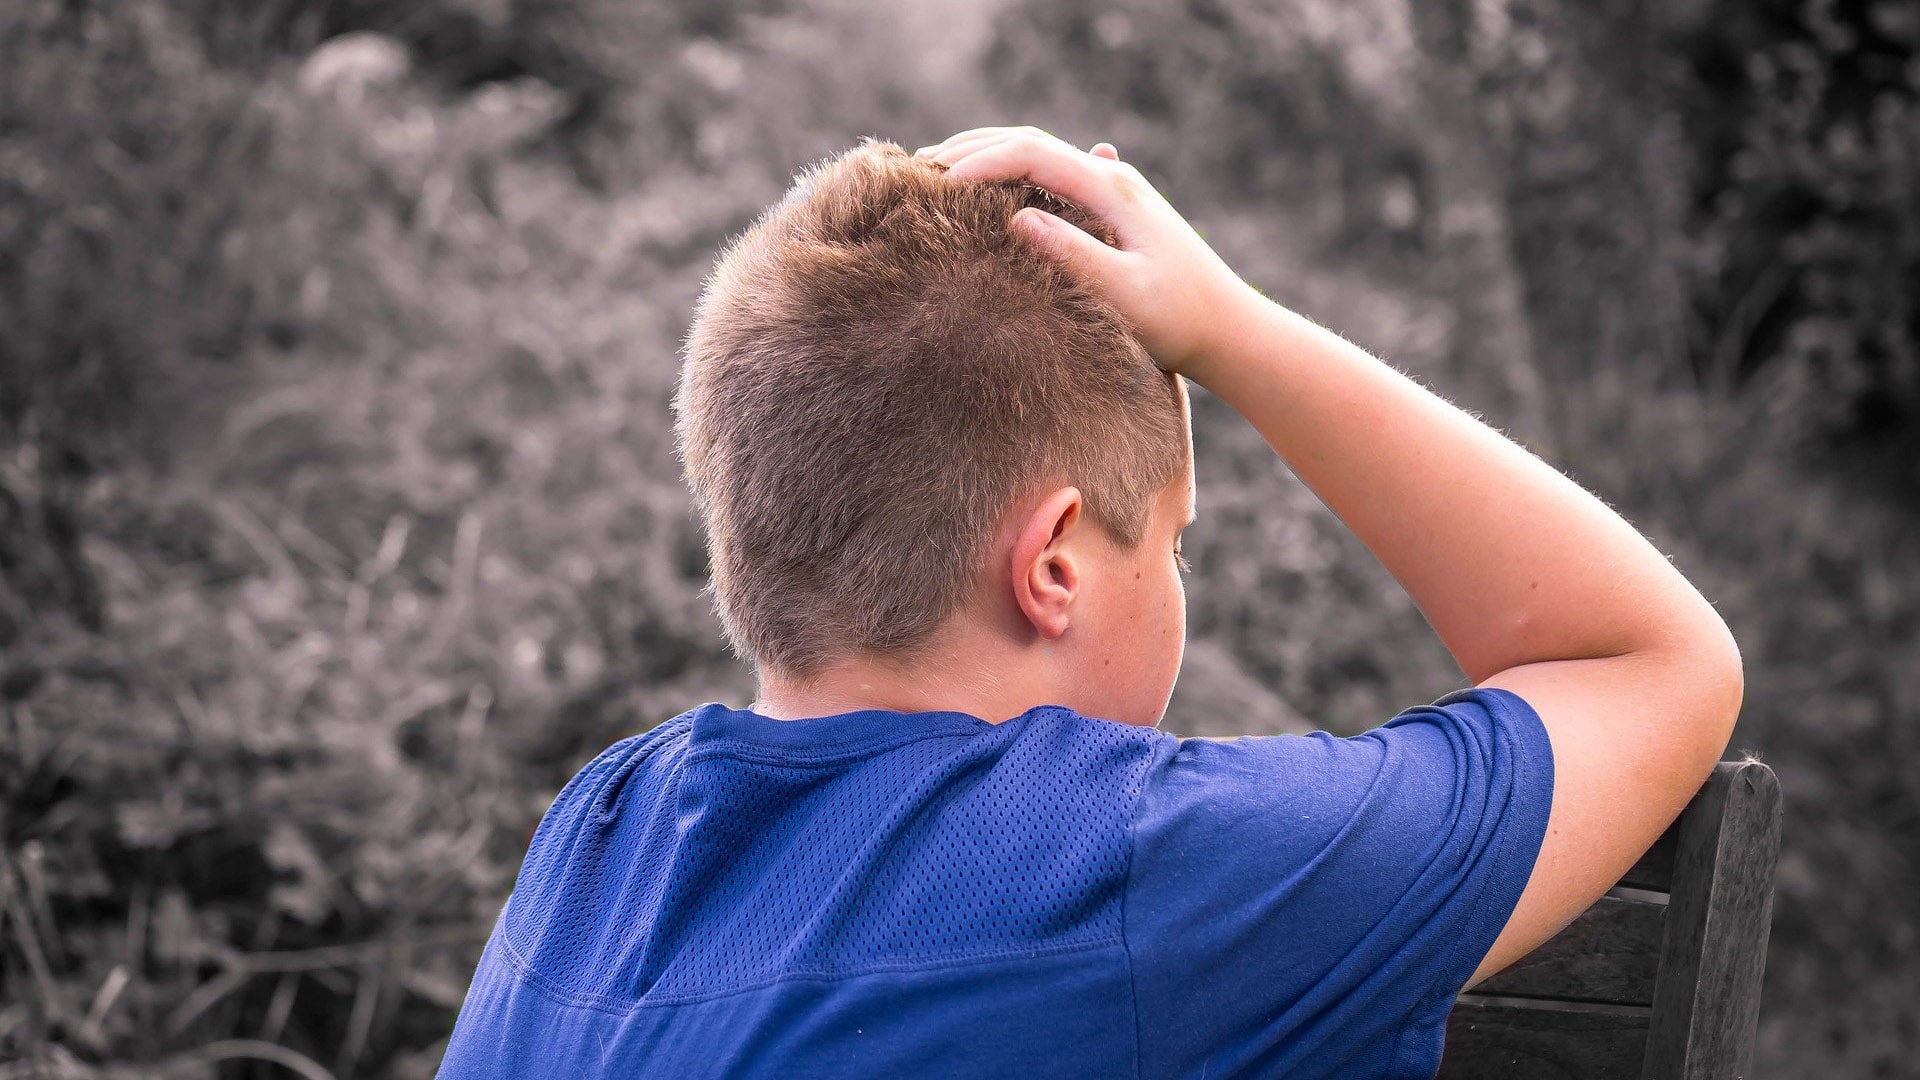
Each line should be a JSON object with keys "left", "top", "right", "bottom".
{"left": 677, "top": 138, "right": 1192, "bottom": 721}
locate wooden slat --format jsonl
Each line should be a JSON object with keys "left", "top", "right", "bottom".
{"left": 1474, "top": 893, "right": 1666, "bottom": 1005}
{"left": 1619, "top": 821, "right": 1678, "bottom": 892}
{"left": 1641, "top": 759, "right": 1782, "bottom": 1080}
{"left": 1441, "top": 997, "right": 1650, "bottom": 1080}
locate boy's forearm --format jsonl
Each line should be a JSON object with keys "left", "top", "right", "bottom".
{"left": 920, "top": 126, "right": 1731, "bottom": 681}
{"left": 1194, "top": 290, "right": 1732, "bottom": 684}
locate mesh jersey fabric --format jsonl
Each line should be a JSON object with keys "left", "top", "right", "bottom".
{"left": 435, "top": 686, "right": 1553, "bottom": 1080}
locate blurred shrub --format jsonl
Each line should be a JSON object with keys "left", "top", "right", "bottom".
{"left": 0, "top": 1, "right": 753, "bottom": 1074}
{"left": 1677, "top": 0, "right": 1920, "bottom": 477}
{"left": 1, "top": 1, "right": 263, "bottom": 642}
{"left": 164, "top": 0, "right": 788, "bottom": 188}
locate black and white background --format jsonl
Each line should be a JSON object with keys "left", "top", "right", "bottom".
{"left": 3, "top": 0, "right": 1916, "bottom": 1075}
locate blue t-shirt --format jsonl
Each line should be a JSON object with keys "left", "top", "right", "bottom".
{"left": 436, "top": 687, "right": 1552, "bottom": 1079}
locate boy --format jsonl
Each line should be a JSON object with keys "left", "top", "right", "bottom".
{"left": 436, "top": 129, "right": 1742, "bottom": 1079}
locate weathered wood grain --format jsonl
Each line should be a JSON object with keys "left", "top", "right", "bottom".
{"left": 1620, "top": 822, "right": 1678, "bottom": 893}
{"left": 1473, "top": 893, "right": 1666, "bottom": 1005}
{"left": 1641, "top": 760, "right": 1783, "bottom": 1080}
{"left": 1441, "top": 997, "right": 1650, "bottom": 1080}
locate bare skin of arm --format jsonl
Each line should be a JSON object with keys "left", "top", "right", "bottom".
{"left": 919, "top": 128, "right": 1743, "bottom": 984}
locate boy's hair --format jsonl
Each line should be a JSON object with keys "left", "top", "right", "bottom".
{"left": 676, "top": 137, "right": 1187, "bottom": 677}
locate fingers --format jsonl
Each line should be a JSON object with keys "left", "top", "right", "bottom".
{"left": 914, "top": 127, "right": 1120, "bottom": 169}
{"left": 1011, "top": 206, "right": 1119, "bottom": 277}
{"left": 914, "top": 125, "right": 1051, "bottom": 160}
{"left": 919, "top": 128, "right": 1056, "bottom": 171}
{"left": 932, "top": 136, "right": 1136, "bottom": 229}
{"left": 912, "top": 127, "right": 1144, "bottom": 250}
{"left": 920, "top": 132, "right": 1009, "bottom": 167}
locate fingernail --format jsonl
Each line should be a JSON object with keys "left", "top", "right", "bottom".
{"left": 914, "top": 146, "right": 936, "bottom": 157}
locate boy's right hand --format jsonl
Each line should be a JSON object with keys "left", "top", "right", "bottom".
{"left": 917, "top": 127, "right": 1263, "bottom": 382}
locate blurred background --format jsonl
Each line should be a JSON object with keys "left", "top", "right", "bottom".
{"left": 3, "top": 0, "right": 1916, "bottom": 1075}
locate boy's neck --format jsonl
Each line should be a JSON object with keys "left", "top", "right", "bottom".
{"left": 751, "top": 667, "right": 1035, "bottom": 726}
{"left": 751, "top": 621, "right": 1043, "bottom": 725}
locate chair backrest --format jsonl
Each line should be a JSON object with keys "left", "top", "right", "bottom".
{"left": 1440, "top": 759, "right": 1782, "bottom": 1080}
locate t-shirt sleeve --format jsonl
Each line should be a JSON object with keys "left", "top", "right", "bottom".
{"left": 1124, "top": 686, "right": 1554, "bottom": 1080}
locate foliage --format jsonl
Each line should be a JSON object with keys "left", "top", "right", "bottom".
{"left": 0, "top": 0, "right": 974, "bottom": 1073}
{"left": 1678, "top": 0, "right": 1920, "bottom": 477}
{"left": 2, "top": 0, "right": 1915, "bottom": 1076}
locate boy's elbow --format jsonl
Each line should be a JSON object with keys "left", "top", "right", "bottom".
{"left": 1683, "top": 604, "right": 1745, "bottom": 758}
{"left": 1627, "top": 605, "right": 1743, "bottom": 796}
{"left": 1711, "top": 616, "right": 1746, "bottom": 741}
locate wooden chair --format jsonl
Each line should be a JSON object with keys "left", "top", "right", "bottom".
{"left": 1440, "top": 759, "right": 1783, "bottom": 1080}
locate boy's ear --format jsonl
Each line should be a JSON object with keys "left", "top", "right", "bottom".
{"left": 1010, "top": 486, "right": 1084, "bottom": 641}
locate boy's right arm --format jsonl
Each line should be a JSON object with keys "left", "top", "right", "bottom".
{"left": 923, "top": 128, "right": 1744, "bottom": 985}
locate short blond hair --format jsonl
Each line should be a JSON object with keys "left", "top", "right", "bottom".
{"left": 676, "top": 138, "right": 1186, "bottom": 677}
